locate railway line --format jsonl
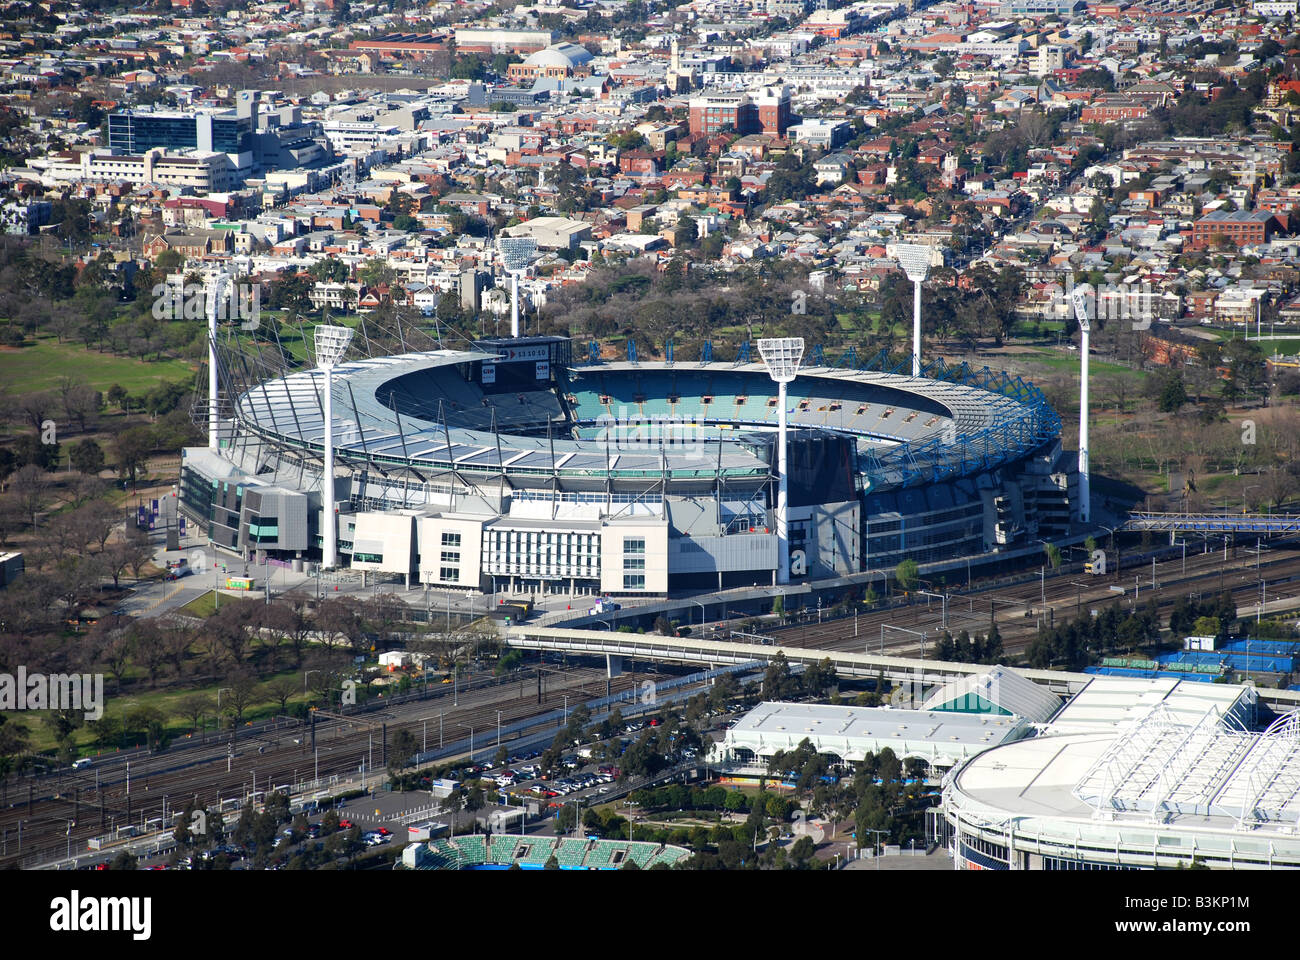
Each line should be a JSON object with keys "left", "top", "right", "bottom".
{"left": 10, "top": 542, "right": 1300, "bottom": 867}
{"left": 761, "top": 541, "right": 1300, "bottom": 661}
{"left": 0, "top": 663, "right": 643, "bottom": 868}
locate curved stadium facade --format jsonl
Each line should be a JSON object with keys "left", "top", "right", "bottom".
{"left": 180, "top": 337, "right": 1079, "bottom": 595}
{"left": 943, "top": 699, "right": 1300, "bottom": 870}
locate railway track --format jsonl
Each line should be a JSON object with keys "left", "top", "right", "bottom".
{"left": 762, "top": 542, "right": 1300, "bottom": 661}
{"left": 0, "top": 663, "right": 639, "bottom": 868}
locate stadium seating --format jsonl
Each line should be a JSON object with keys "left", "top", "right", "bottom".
{"left": 585, "top": 841, "right": 627, "bottom": 869}
{"left": 488, "top": 837, "right": 517, "bottom": 864}
{"left": 555, "top": 838, "right": 590, "bottom": 867}
{"left": 452, "top": 834, "right": 487, "bottom": 863}
{"left": 519, "top": 839, "right": 557, "bottom": 865}
{"left": 626, "top": 842, "right": 658, "bottom": 867}
{"left": 645, "top": 845, "right": 691, "bottom": 868}
{"left": 415, "top": 834, "right": 689, "bottom": 870}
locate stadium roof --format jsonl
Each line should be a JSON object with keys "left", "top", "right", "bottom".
{"left": 948, "top": 702, "right": 1300, "bottom": 851}
{"left": 1042, "top": 675, "right": 1254, "bottom": 736}
{"left": 233, "top": 350, "right": 769, "bottom": 481}
{"left": 922, "top": 665, "right": 1062, "bottom": 724}
{"left": 715, "top": 700, "right": 1030, "bottom": 768}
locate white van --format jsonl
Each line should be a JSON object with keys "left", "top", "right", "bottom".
{"left": 72, "top": 758, "right": 91, "bottom": 770}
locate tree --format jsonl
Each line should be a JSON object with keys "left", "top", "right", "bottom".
{"left": 175, "top": 693, "right": 213, "bottom": 734}
{"left": 63, "top": 384, "right": 101, "bottom": 433}
{"left": 264, "top": 674, "right": 298, "bottom": 716}
{"left": 11, "top": 464, "right": 51, "bottom": 529}
{"left": 1158, "top": 372, "right": 1188, "bottom": 412}
{"left": 70, "top": 438, "right": 105, "bottom": 475}
{"left": 0, "top": 714, "right": 30, "bottom": 794}
{"left": 308, "top": 257, "right": 349, "bottom": 284}
{"left": 113, "top": 426, "right": 154, "bottom": 484}
{"left": 221, "top": 668, "right": 258, "bottom": 729}
{"left": 556, "top": 804, "right": 576, "bottom": 832}
{"left": 894, "top": 559, "right": 919, "bottom": 594}
{"left": 359, "top": 258, "right": 396, "bottom": 288}
{"left": 389, "top": 729, "right": 418, "bottom": 777}
{"left": 1044, "top": 543, "right": 1062, "bottom": 572}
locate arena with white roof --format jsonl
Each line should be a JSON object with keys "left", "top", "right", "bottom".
{"left": 940, "top": 677, "right": 1300, "bottom": 869}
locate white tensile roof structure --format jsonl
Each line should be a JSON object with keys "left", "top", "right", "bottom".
{"left": 713, "top": 701, "right": 1031, "bottom": 770}
{"left": 922, "top": 665, "right": 1062, "bottom": 724}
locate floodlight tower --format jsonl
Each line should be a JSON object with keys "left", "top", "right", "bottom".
{"left": 1071, "top": 287, "right": 1092, "bottom": 524}
{"left": 758, "top": 337, "right": 805, "bottom": 585}
{"left": 205, "top": 270, "right": 229, "bottom": 450}
{"left": 894, "top": 244, "right": 933, "bottom": 377}
{"left": 498, "top": 236, "right": 537, "bottom": 338}
{"left": 315, "top": 324, "right": 354, "bottom": 570}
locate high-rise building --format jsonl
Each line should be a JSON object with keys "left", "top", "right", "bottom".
{"left": 754, "top": 84, "right": 791, "bottom": 136}
{"left": 689, "top": 86, "right": 790, "bottom": 137}
{"left": 688, "top": 92, "right": 758, "bottom": 136}
{"left": 108, "top": 109, "right": 252, "bottom": 156}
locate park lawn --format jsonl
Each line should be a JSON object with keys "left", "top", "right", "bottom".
{"left": 1020, "top": 348, "right": 1144, "bottom": 380}
{"left": 22, "top": 665, "right": 323, "bottom": 757}
{"left": 1011, "top": 320, "right": 1067, "bottom": 339}
{"left": 232, "top": 312, "right": 370, "bottom": 365}
{"left": 178, "top": 590, "right": 261, "bottom": 619}
{"left": 0, "top": 336, "right": 193, "bottom": 394}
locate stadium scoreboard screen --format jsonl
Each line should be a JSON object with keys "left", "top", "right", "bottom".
{"left": 475, "top": 336, "right": 572, "bottom": 392}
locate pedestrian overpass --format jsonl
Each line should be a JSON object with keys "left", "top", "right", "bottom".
{"left": 504, "top": 625, "right": 1300, "bottom": 710}
{"left": 1125, "top": 512, "right": 1300, "bottom": 535}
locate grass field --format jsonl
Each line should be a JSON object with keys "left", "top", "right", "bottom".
{"left": 20, "top": 665, "right": 324, "bottom": 756}
{"left": 178, "top": 590, "right": 260, "bottom": 619}
{"left": 0, "top": 336, "right": 194, "bottom": 394}
{"left": 1012, "top": 349, "right": 1145, "bottom": 380}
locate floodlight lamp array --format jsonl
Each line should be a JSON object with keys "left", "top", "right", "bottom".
{"left": 498, "top": 236, "right": 538, "bottom": 273}
{"left": 894, "top": 243, "right": 933, "bottom": 283}
{"left": 315, "top": 324, "right": 355, "bottom": 368}
{"left": 1070, "top": 288, "right": 1092, "bottom": 332}
{"left": 758, "top": 337, "right": 805, "bottom": 383}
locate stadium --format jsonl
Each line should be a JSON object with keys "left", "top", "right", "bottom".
{"left": 401, "top": 834, "right": 691, "bottom": 870}
{"left": 179, "top": 321, "right": 1078, "bottom": 596}
{"left": 938, "top": 675, "right": 1300, "bottom": 870}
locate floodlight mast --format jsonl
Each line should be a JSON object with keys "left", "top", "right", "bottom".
{"left": 894, "top": 244, "right": 932, "bottom": 377}
{"left": 1071, "top": 287, "right": 1092, "bottom": 524}
{"left": 498, "top": 237, "right": 537, "bottom": 338}
{"left": 206, "top": 271, "right": 227, "bottom": 450}
{"left": 758, "top": 337, "right": 804, "bottom": 586}
{"left": 315, "top": 325, "right": 355, "bottom": 570}
{"left": 511, "top": 272, "right": 520, "bottom": 338}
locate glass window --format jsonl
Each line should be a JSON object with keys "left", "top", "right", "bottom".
{"left": 624, "top": 538, "right": 646, "bottom": 554}
{"left": 440, "top": 566, "right": 459, "bottom": 582}
{"left": 623, "top": 574, "right": 645, "bottom": 590}
{"left": 441, "top": 531, "right": 461, "bottom": 547}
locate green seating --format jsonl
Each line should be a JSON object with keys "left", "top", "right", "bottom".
{"left": 556, "top": 838, "right": 589, "bottom": 867}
